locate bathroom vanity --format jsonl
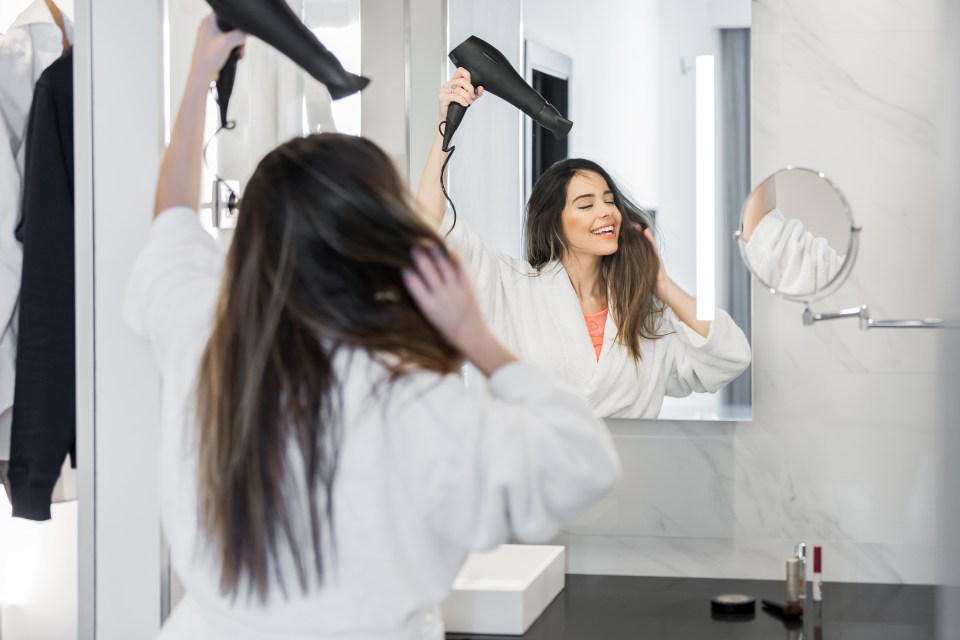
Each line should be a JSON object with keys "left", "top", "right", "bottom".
{"left": 446, "top": 575, "right": 934, "bottom": 640}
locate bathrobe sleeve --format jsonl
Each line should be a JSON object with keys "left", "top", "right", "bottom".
{"left": 661, "top": 308, "right": 752, "bottom": 398}
{"left": 440, "top": 210, "right": 530, "bottom": 315}
{"left": 743, "top": 208, "right": 845, "bottom": 294}
{"left": 123, "top": 207, "right": 225, "bottom": 369}
{"left": 388, "top": 362, "right": 620, "bottom": 551}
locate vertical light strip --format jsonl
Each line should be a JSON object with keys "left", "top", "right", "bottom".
{"left": 695, "top": 54, "right": 716, "bottom": 322}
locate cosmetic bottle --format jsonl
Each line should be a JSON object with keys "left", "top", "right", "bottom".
{"left": 812, "top": 545, "right": 823, "bottom": 602}
{"left": 795, "top": 543, "right": 807, "bottom": 600}
{"left": 784, "top": 558, "right": 804, "bottom": 617}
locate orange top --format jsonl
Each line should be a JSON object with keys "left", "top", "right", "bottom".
{"left": 584, "top": 308, "right": 608, "bottom": 361}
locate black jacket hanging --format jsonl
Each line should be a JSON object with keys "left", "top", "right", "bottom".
{"left": 8, "top": 49, "right": 75, "bottom": 521}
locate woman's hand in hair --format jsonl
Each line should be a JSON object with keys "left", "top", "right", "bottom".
{"left": 188, "top": 14, "right": 247, "bottom": 90}
{"left": 637, "top": 225, "right": 711, "bottom": 338}
{"left": 403, "top": 244, "right": 517, "bottom": 377}
{"left": 439, "top": 67, "right": 485, "bottom": 122}
{"left": 641, "top": 227, "right": 668, "bottom": 290}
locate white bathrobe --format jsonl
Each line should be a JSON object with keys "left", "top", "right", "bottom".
{"left": 123, "top": 207, "right": 620, "bottom": 640}
{"left": 444, "top": 215, "right": 752, "bottom": 419}
{"left": 743, "top": 208, "right": 845, "bottom": 296}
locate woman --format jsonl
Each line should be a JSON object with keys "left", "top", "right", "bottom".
{"left": 124, "top": 17, "right": 619, "bottom": 639}
{"left": 417, "top": 69, "right": 752, "bottom": 418}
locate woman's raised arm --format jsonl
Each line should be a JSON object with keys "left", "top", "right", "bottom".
{"left": 414, "top": 67, "right": 482, "bottom": 230}
{"left": 154, "top": 15, "right": 246, "bottom": 217}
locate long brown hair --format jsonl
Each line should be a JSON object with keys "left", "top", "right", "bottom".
{"left": 196, "top": 133, "right": 461, "bottom": 601}
{"left": 525, "top": 158, "right": 664, "bottom": 361}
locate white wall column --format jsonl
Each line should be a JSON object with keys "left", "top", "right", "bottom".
{"left": 75, "top": 0, "right": 165, "bottom": 637}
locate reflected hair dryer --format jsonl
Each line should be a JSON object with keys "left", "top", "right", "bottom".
{"left": 205, "top": 0, "right": 370, "bottom": 128}
{"left": 442, "top": 35, "right": 572, "bottom": 152}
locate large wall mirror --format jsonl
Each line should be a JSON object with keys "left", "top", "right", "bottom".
{"left": 445, "top": 0, "right": 753, "bottom": 421}
{"left": 164, "top": 0, "right": 755, "bottom": 423}
{"left": 161, "top": 0, "right": 754, "bottom": 476}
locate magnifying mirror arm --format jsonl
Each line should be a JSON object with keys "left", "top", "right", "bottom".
{"left": 802, "top": 303, "right": 949, "bottom": 329}
{"left": 802, "top": 305, "right": 864, "bottom": 325}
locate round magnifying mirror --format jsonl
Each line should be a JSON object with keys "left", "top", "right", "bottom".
{"left": 736, "top": 167, "right": 859, "bottom": 302}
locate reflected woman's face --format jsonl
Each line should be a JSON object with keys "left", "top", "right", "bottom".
{"left": 560, "top": 170, "right": 622, "bottom": 259}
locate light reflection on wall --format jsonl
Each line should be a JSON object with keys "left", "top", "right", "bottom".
{"left": 309, "top": 19, "right": 362, "bottom": 135}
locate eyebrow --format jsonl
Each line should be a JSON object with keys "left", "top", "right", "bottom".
{"left": 572, "top": 190, "right": 614, "bottom": 203}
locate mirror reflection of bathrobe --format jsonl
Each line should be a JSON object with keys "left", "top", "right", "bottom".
{"left": 443, "top": 215, "right": 752, "bottom": 418}
{"left": 743, "top": 208, "right": 845, "bottom": 296}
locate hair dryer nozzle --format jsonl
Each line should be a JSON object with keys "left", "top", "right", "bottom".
{"left": 534, "top": 102, "right": 573, "bottom": 139}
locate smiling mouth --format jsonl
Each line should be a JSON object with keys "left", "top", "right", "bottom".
{"left": 591, "top": 225, "right": 615, "bottom": 236}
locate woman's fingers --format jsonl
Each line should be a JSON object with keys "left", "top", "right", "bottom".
{"left": 643, "top": 228, "right": 660, "bottom": 255}
{"left": 411, "top": 245, "right": 446, "bottom": 289}
{"left": 219, "top": 27, "right": 247, "bottom": 51}
{"left": 446, "top": 249, "right": 469, "bottom": 286}
{"left": 438, "top": 71, "right": 485, "bottom": 120}
{"left": 403, "top": 267, "right": 445, "bottom": 320}
{"left": 192, "top": 14, "right": 247, "bottom": 85}
{"left": 402, "top": 268, "right": 430, "bottom": 304}
{"left": 446, "top": 80, "right": 476, "bottom": 102}
{"left": 431, "top": 245, "right": 459, "bottom": 284}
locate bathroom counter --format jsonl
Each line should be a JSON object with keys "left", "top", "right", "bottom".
{"left": 445, "top": 574, "right": 934, "bottom": 640}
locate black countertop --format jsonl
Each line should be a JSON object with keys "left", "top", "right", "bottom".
{"left": 446, "top": 575, "right": 934, "bottom": 640}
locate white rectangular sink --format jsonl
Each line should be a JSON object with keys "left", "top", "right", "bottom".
{"left": 442, "top": 544, "right": 565, "bottom": 636}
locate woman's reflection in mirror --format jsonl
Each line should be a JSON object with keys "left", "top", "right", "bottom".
{"left": 740, "top": 174, "right": 845, "bottom": 296}
{"left": 416, "top": 69, "right": 752, "bottom": 418}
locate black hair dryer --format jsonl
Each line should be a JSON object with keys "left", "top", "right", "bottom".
{"left": 442, "top": 35, "right": 572, "bottom": 152}
{"left": 205, "top": 0, "right": 370, "bottom": 128}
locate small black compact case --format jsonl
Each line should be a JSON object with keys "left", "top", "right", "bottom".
{"left": 711, "top": 593, "right": 757, "bottom": 615}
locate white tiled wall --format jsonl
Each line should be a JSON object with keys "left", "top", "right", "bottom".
{"left": 558, "top": 0, "right": 946, "bottom": 584}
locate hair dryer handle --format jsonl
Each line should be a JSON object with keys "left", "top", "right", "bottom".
{"left": 214, "top": 16, "right": 242, "bottom": 128}
{"left": 442, "top": 102, "right": 468, "bottom": 152}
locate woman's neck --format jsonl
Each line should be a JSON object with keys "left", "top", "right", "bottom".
{"left": 561, "top": 251, "right": 606, "bottom": 312}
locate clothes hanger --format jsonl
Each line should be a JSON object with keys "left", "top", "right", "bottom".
{"left": 42, "top": 0, "right": 70, "bottom": 52}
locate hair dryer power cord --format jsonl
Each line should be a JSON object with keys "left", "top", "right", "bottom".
{"left": 438, "top": 121, "right": 457, "bottom": 237}
{"left": 201, "top": 98, "right": 241, "bottom": 214}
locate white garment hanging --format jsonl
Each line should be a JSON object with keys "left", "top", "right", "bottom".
{"left": 443, "top": 213, "right": 753, "bottom": 418}
{"left": 0, "top": 0, "right": 71, "bottom": 461}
